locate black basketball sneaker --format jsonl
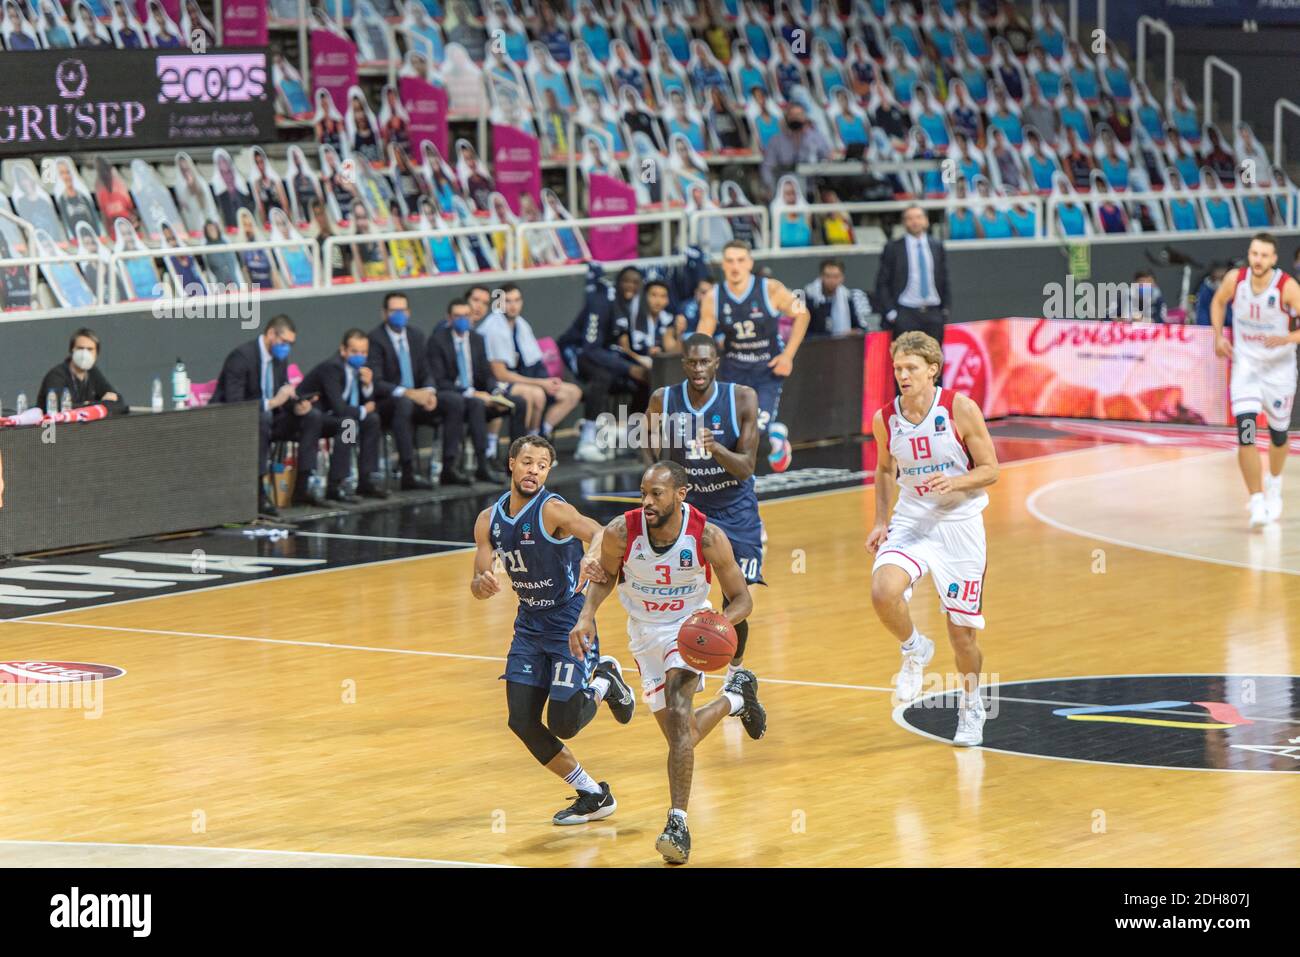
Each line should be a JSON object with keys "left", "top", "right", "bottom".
{"left": 595, "top": 655, "right": 636, "bottom": 724}
{"left": 655, "top": 813, "right": 691, "bottom": 865}
{"left": 723, "top": 668, "right": 767, "bottom": 739}
{"left": 552, "top": 783, "right": 616, "bottom": 826}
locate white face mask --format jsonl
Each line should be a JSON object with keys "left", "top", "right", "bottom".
{"left": 71, "top": 347, "right": 96, "bottom": 371}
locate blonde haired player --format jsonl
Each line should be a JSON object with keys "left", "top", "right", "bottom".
{"left": 570, "top": 460, "right": 765, "bottom": 865}
{"left": 866, "top": 331, "right": 999, "bottom": 746}
{"left": 1210, "top": 232, "right": 1300, "bottom": 528}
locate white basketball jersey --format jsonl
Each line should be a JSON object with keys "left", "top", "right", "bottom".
{"left": 618, "top": 504, "right": 713, "bottom": 624}
{"left": 1232, "top": 267, "right": 1296, "bottom": 366}
{"left": 887, "top": 387, "right": 988, "bottom": 523}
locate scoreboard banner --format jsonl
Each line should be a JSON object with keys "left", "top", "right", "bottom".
{"left": 0, "top": 48, "right": 273, "bottom": 156}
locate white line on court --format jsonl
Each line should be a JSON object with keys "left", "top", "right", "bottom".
{"left": 1024, "top": 449, "right": 1300, "bottom": 576}
{"left": 295, "top": 531, "right": 475, "bottom": 547}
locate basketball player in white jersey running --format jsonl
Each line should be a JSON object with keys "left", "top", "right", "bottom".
{"left": 570, "top": 460, "right": 765, "bottom": 865}
{"left": 1210, "top": 232, "right": 1300, "bottom": 528}
{"left": 866, "top": 331, "right": 1000, "bottom": 746}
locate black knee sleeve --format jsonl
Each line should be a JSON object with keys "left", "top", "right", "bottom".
{"left": 1269, "top": 427, "right": 1289, "bottom": 447}
{"left": 506, "top": 682, "right": 563, "bottom": 765}
{"left": 546, "top": 691, "right": 598, "bottom": 740}
{"left": 1236, "top": 413, "right": 1258, "bottom": 446}
{"left": 723, "top": 596, "right": 749, "bottom": 662}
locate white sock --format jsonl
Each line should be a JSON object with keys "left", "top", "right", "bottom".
{"left": 1266, "top": 473, "right": 1282, "bottom": 491}
{"left": 1250, "top": 492, "right": 1265, "bottom": 506}
{"left": 540, "top": 421, "right": 554, "bottom": 438}
{"left": 669, "top": 808, "right": 687, "bottom": 823}
{"left": 961, "top": 690, "right": 984, "bottom": 712}
{"left": 564, "top": 764, "right": 602, "bottom": 795}
{"left": 725, "top": 661, "right": 742, "bottom": 678}
{"left": 723, "top": 690, "right": 745, "bottom": 715}
{"left": 580, "top": 419, "right": 596, "bottom": 443}
{"left": 589, "top": 675, "right": 611, "bottom": 702}
{"left": 900, "top": 629, "right": 921, "bottom": 653}
{"left": 486, "top": 433, "right": 499, "bottom": 457}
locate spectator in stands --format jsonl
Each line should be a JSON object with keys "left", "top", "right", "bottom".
{"left": 237, "top": 209, "right": 280, "bottom": 289}
{"left": 478, "top": 283, "right": 582, "bottom": 441}
{"left": 364, "top": 292, "right": 452, "bottom": 489}
{"left": 1021, "top": 77, "right": 1058, "bottom": 141}
{"left": 351, "top": 200, "right": 392, "bottom": 281}
{"left": 872, "top": 85, "right": 910, "bottom": 145}
{"left": 297, "top": 329, "right": 390, "bottom": 504}
{"left": 3, "top": 1, "right": 39, "bottom": 50}
{"left": 874, "top": 204, "right": 951, "bottom": 349}
{"left": 760, "top": 103, "right": 832, "bottom": 200}
{"left": 1059, "top": 128, "right": 1095, "bottom": 190}
{"left": 213, "top": 149, "right": 256, "bottom": 231}
{"left": 1113, "top": 270, "right": 1168, "bottom": 323}
{"left": 93, "top": 157, "right": 137, "bottom": 241}
{"left": 1202, "top": 126, "right": 1237, "bottom": 186}
{"left": 37, "top": 328, "right": 126, "bottom": 415}
{"left": 677, "top": 276, "right": 714, "bottom": 337}
{"left": 446, "top": 0, "right": 487, "bottom": 60}
{"left": 428, "top": 297, "right": 509, "bottom": 482}
{"left": 804, "top": 259, "right": 873, "bottom": 337}
{"left": 213, "top": 315, "right": 317, "bottom": 514}
{"left": 1194, "top": 264, "right": 1231, "bottom": 327}
{"left": 707, "top": 88, "right": 750, "bottom": 152}
{"left": 73, "top": 0, "right": 111, "bottom": 47}
{"left": 52, "top": 158, "right": 100, "bottom": 238}
{"left": 535, "top": 3, "right": 572, "bottom": 63}
{"left": 201, "top": 219, "right": 244, "bottom": 288}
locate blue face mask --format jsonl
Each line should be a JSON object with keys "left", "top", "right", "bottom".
{"left": 271, "top": 342, "right": 291, "bottom": 361}
{"left": 387, "top": 309, "right": 409, "bottom": 330}
{"left": 346, "top": 353, "right": 367, "bottom": 369}
{"left": 452, "top": 316, "right": 471, "bottom": 333}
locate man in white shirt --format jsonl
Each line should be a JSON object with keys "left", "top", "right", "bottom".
{"left": 478, "top": 283, "right": 582, "bottom": 439}
{"left": 873, "top": 205, "right": 951, "bottom": 354}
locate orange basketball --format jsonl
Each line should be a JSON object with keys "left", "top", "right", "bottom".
{"left": 676, "top": 610, "right": 738, "bottom": 672}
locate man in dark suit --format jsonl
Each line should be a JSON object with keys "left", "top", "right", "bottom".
{"left": 213, "top": 314, "right": 323, "bottom": 516}
{"left": 297, "top": 329, "right": 390, "bottom": 504}
{"left": 367, "top": 291, "right": 470, "bottom": 487}
{"left": 874, "top": 205, "right": 951, "bottom": 349}
{"left": 428, "top": 297, "right": 507, "bottom": 484}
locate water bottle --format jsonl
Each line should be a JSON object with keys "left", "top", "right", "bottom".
{"left": 60, "top": 388, "right": 72, "bottom": 412}
{"left": 15, "top": 392, "right": 26, "bottom": 414}
{"left": 172, "top": 359, "right": 188, "bottom": 409}
{"left": 151, "top": 377, "right": 164, "bottom": 413}
{"left": 46, "top": 389, "right": 57, "bottom": 415}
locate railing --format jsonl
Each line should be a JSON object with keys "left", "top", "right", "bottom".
{"left": 1203, "top": 56, "right": 1241, "bottom": 138}
{"left": 322, "top": 222, "right": 515, "bottom": 276}
{"left": 1274, "top": 98, "right": 1300, "bottom": 170}
{"left": 686, "top": 207, "right": 771, "bottom": 250}
{"left": 1045, "top": 184, "right": 1298, "bottom": 238}
{"left": 517, "top": 211, "right": 683, "bottom": 263}
{"left": 771, "top": 197, "right": 1050, "bottom": 248}
{"left": 1136, "top": 16, "right": 1175, "bottom": 100}
{"left": 109, "top": 236, "right": 322, "bottom": 305}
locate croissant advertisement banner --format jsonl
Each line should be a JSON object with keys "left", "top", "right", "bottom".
{"left": 0, "top": 48, "right": 272, "bottom": 155}
{"left": 943, "top": 319, "right": 1230, "bottom": 425}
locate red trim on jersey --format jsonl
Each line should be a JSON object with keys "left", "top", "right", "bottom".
{"left": 1276, "top": 271, "right": 1290, "bottom": 292}
{"left": 879, "top": 549, "right": 923, "bottom": 580}
{"left": 1237, "top": 267, "right": 1248, "bottom": 285}
{"left": 684, "top": 504, "right": 713, "bottom": 581}
{"left": 623, "top": 508, "right": 643, "bottom": 565}
{"left": 944, "top": 605, "right": 982, "bottom": 617}
{"left": 935, "top": 387, "right": 975, "bottom": 469}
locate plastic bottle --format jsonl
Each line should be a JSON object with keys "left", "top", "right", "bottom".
{"left": 15, "top": 392, "right": 26, "bottom": 414}
{"left": 172, "top": 358, "right": 188, "bottom": 409}
{"left": 151, "top": 377, "right": 164, "bottom": 413}
{"left": 60, "top": 388, "right": 72, "bottom": 412}
{"left": 46, "top": 389, "right": 57, "bottom": 415}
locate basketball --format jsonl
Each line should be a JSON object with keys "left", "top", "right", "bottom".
{"left": 676, "top": 610, "right": 738, "bottom": 672}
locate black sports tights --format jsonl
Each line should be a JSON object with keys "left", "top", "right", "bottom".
{"left": 505, "top": 681, "right": 599, "bottom": 765}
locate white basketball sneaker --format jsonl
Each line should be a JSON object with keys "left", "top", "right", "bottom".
{"left": 1264, "top": 474, "right": 1283, "bottom": 523}
{"left": 1248, "top": 492, "right": 1269, "bottom": 529}
{"left": 894, "top": 634, "right": 934, "bottom": 703}
{"left": 953, "top": 693, "right": 987, "bottom": 747}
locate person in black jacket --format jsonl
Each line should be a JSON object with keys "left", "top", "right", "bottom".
{"left": 873, "top": 205, "right": 951, "bottom": 349}
{"left": 428, "top": 297, "right": 508, "bottom": 484}
{"left": 803, "top": 259, "right": 873, "bottom": 337}
{"left": 296, "top": 328, "right": 390, "bottom": 504}
{"left": 212, "top": 314, "right": 323, "bottom": 515}
{"left": 37, "top": 328, "right": 127, "bottom": 416}
{"left": 367, "top": 291, "right": 469, "bottom": 488}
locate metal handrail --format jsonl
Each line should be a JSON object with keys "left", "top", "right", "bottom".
{"left": 1136, "top": 16, "right": 1175, "bottom": 100}
{"left": 771, "top": 197, "right": 1050, "bottom": 246}
{"left": 108, "top": 235, "right": 321, "bottom": 304}
{"left": 687, "top": 206, "right": 771, "bottom": 249}
{"left": 1045, "top": 184, "right": 1297, "bottom": 237}
{"left": 322, "top": 222, "right": 516, "bottom": 277}
{"left": 517, "top": 211, "right": 683, "bottom": 263}
{"left": 1203, "top": 56, "right": 1241, "bottom": 137}
{"left": 1274, "top": 98, "right": 1300, "bottom": 170}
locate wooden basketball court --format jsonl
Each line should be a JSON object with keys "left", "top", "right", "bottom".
{"left": 0, "top": 440, "right": 1296, "bottom": 867}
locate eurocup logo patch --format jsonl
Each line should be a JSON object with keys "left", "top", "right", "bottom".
{"left": 521, "top": 522, "right": 532, "bottom": 541}
{"left": 1268, "top": 294, "right": 1277, "bottom": 307}
{"left": 947, "top": 582, "right": 960, "bottom": 598}
{"left": 56, "top": 59, "right": 88, "bottom": 99}
{"left": 934, "top": 415, "right": 947, "bottom": 433}
{"left": 679, "top": 548, "right": 693, "bottom": 568}
{"left": 711, "top": 414, "right": 722, "bottom": 429}
{"left": 492, "top": 522, "right": 500, "bottom": 539}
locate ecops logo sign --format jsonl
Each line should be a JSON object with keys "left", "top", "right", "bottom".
{"left": 156, "top": 53, "right": 267, "bottom": 104}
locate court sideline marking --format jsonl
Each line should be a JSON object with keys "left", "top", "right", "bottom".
{"left": 0, "top": 840, "right": 514, "bottom": 868}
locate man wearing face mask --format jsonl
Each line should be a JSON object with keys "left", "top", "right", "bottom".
{"left": 37, "top": 329, "right": 126, "bottom": 416}
{"left": 428, "top": 297, "right": 507, "bottom": 484}
{"left": 366, "top": 292, "right": 461, "bottom": 489}
{"left": 214, "top": 314, "right": 327, "bottom": 516}
{"left": 297, "top": 328, "right": 390, "bottom": 504}
{"left": 759, "top": 104, "right": 831, "bottom": 200}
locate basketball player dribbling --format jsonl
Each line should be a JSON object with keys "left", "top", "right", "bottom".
{"left": 865, "top": 332, "right": 1000, "bottom": 746}
{"left": 470, "top": 436, "right": 638, "bottom": 826}
{"left": 646, "top": 333, "right": 765, "bottom": 677}
{"left": 570, "top": 461, "right": 766, "bottom": 865}
{"left": 1210, "top": 232, "right": 1300, "bottom": 528}
{"left": 695, "top": 239, "right": 810, "bottom": 472}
